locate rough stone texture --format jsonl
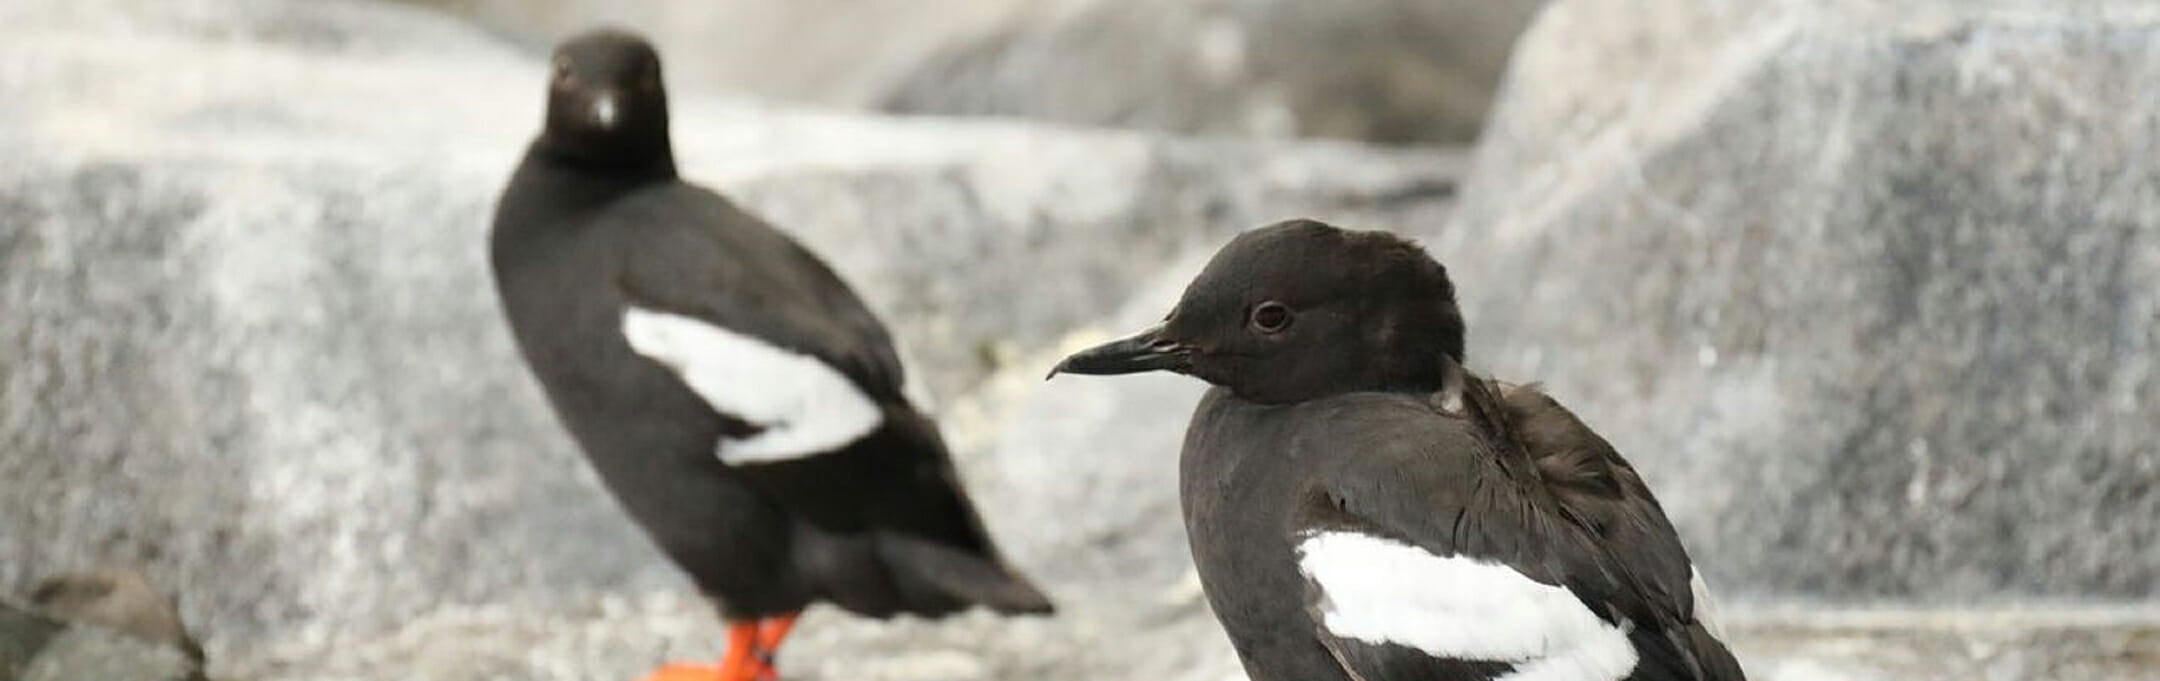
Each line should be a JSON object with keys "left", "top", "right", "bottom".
{"left": 25, "top": 569, "right": 202, "bottom": 664}
{"left": 0, "top": 0, "right": 1453, "bottom": 678}
{"left": 0, "top": 601, "right": 200, "bottom": 681}
{"left": 1728, "top": 608, "right": 2160, "bottom": 681}
{"left": 405, "top": 0, "right": 1545, "bottom": 146}
{"left": 1441, "top": 0, "right": 2160, "bottom": 602}
{"left": 882, "top": 0, "right": 1548, "bottom": 145}
{"left": 400, "top": 0, "right": 1039, "bottom": 110}
{"left": 0, "top": 605, "right": 60, "bottom": 680}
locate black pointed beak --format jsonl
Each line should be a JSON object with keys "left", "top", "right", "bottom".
{"left": 1047, "top": 323, "right": 1191, "bottom": 379}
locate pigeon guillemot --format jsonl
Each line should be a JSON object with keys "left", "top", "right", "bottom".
{"left": 489, "top": 28, "right": 1052, "bottom": 681}
{"left": 1049, "top": 219, "right": 1743, "bottom": 681}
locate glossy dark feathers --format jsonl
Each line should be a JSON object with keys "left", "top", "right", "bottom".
{"left": 1105, "top": 219, "right": 1741, "bottom": 681}
{"left": 490, "top": 29, "right": 1048, "bottom": 620}
{"left": 1162, "top": 219, "right": 1467, "bottom": 404}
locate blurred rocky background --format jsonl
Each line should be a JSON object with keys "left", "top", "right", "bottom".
{"left": 411, "top": 0, "right": 1539, "bottom": 145}
{"left": 0, "top": 0, "right": 2153, "bottom": 680}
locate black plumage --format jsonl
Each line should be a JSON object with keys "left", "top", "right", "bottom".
{"left": 488, "top": 28, "right": 1049, "bottom": 681}
{"left": 1052, "top": 219, "right": 1742, "bottom": 681}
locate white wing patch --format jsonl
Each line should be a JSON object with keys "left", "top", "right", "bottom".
{"left": 1296, "top": 531, "right": 1638, "bottom": 681}
{"left": 621, "top": 306, "right": 883, "bottom": 464}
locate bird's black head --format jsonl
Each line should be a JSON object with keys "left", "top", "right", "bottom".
{"left": 536, "top": 28, "right": 674, "bottom": 172}
{"left": 1050, "top": 219, "right": 1466, "bottom": 405}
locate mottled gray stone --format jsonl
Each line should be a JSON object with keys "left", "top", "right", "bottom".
{"left": 407, "top": 0, "right": 1545, "bottom": 145}
{"left": 0, "top": 605, "right": 62, "bottom": 679}
{"left": 26, "top": 569, "right": 201, "bottom": 664}
{"left": 882, "top": 0, "right": 1548, "bottom": 145}
{"left": 1725, "top": 608, "right": 2160, "bottom": 681}
{"left": 1442, "top": 0, "right": 2160, "bottom": 602}
{"left": 0, "top": 601, "right": 199, "bottom": 681}
{"left": 403, "top": 0, "right": 1037, "bottom": 109}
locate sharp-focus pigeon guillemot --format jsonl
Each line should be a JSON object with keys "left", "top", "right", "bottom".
{"left": 1049, "top": 220, "right": 1743, "bottom": 681}
{"left": 489, "top": 28, "right": 1052, "bottom": 681}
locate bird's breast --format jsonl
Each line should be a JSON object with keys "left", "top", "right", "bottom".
{"left": 1179, "top": 391, "right": 1345, "bottom": 680}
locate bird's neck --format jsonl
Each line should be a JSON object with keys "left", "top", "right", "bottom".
{"left": 530, "top": 133, "right": 679, "bottom": 184}
{"left": 514, "top": 141, "right": 675, "bottom": 208}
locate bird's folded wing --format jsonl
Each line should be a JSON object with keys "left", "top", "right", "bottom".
{"left": 614, "top": 188, "right": 911, "bottom": 402}
{"left": 609, "top": 205, "right": 912, "bottom": 464}
{"left": 619, "top": 305, "right": 883, "bottom": 463}
{"left": 1286, "top": 418, "right": 1735, "bottom": 681}
{"left": 1483, "top": 384, "right": 1746, "bottom": 680}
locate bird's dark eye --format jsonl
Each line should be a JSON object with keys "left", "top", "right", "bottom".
{"left": 1249, "top": 301, "right": 1292, "bottom": 334}
{"left": 551, "top": 57, "right": 574, "bottom": 87}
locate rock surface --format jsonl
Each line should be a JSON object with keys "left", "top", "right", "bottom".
{"left": 882, "top": 0, "right": 1547, "bottom": 145}
{"left": 1729, "top": 608, "right": 2160, "bottom": 681}
{"left": 0, "top": 600, "right": 201, "bottom": 681}
{"left": 402, "top": 0, "right": 1038, "bottom": 109}
{"left": 1442, "top": 0, "right": 2160, "bottom": 601}
{"left": 25, "top": 569, "right": 202, "bottom": 665}
{"left": 407, "top": 0, "right": 1545, "bottom": 145}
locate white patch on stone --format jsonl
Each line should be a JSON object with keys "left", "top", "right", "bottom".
{"left": 1296, "top": 531, "right": 1638, "bottom": 681}
{"left": 622, "top": 306, "right": 882, "bottom": 464}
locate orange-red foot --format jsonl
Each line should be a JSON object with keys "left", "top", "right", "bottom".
{"left": 749, "top": 614, "right": 799, "bottom": 681}
{"left": 638, "top": 663, "right": 728, "bottom": 681}
{"left": 639, "top": 613, "right": 799, "bottom": 681}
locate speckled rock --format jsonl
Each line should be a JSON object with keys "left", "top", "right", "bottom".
{"left": 0, "top": 601, "right": 201, "bottom": 681}
{"left": 1725, "top": 608, "right": 2160, "bottom": 681}
{"left": 882, "top": 0, "right": 1548, "bottom": 145}
{"left": 409, "top": 0, "right": 1545, "bottom": 145}
{"left": 1440, "top": 0, "right": 2160, "bottom": 602}
{"left": 403, "top": 0, "right": 1038, "bottom": 110}
{"left": 25, "top": 569, "right": 201, "bottom": 665}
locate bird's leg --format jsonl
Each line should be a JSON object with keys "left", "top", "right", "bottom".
{"left": 720, "top": 621, "right": 764, "bottom": 681}
{"left": 745, "top": 613, "right": 800, "bottom": 681}
{"left": 636, "top": 621, "right": 758, "bottom": 681}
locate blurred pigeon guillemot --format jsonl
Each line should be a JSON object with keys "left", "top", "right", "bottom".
{"left": 489, "top": 28, "right": 1051, "bottom": 681}
{"left": 1049, "top": 219, "right": 1743, "bottom": 681}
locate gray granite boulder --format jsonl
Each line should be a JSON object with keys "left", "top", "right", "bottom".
{"left": 24, "top": 569, "right": 201, "bottom": 665}
{"left": 408, "top": 0, "right": 1035, "bottom": 108}
{"left": 882, "top": 0, "right": 1548, "bottom": 145}
{"left": 411, "top": 0, "right": 1547, "bottom": 146}
{"left": 1441, "top": 0, "right": 2160, "bottom": 602}
{"left": 0, "top": 600, "right": 201, "bottom": 681}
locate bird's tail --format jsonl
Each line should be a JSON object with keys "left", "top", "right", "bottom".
{"left": 877, "top": 534, "right": 1056, "bottom": 615}
{"left": 1680, "top": 622, "right": 1748, "bottom": 680}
